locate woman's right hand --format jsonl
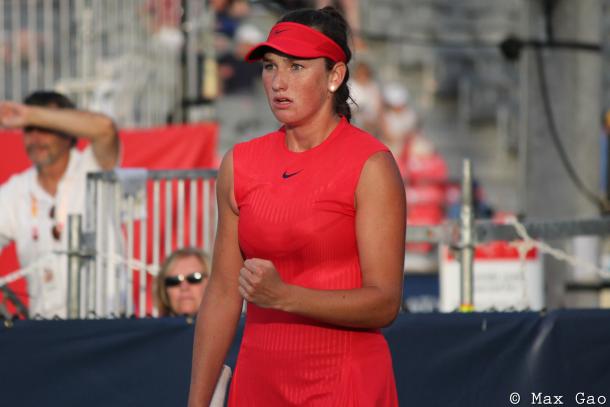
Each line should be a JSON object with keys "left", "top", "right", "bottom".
{"left": 239, "top": 258, "right": 289, "bottom": 309}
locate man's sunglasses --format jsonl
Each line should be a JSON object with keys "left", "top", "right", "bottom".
{"left": 24, "top": 126, "right": 77, "bottom": 145}
{"left": 24, "top": 125, "right": 56, "bottom": 134}
{"left": 50, "top": 205, "right": 62, "bottom": 241}
{"left": 164, "top": 272, "right": 206, "bottom": 287}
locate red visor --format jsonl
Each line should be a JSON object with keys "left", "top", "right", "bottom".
{"left": 244, "top": 22, "right": 347, "bottom": 63}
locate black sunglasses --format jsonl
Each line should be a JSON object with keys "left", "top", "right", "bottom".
{"left": 164, "top": 272, "right": 206, "bottom": 287}
{"left": 49, "top": 205, "right": 61, "bottom": 241}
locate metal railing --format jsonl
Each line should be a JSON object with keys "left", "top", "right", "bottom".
{"left": 0, "top": 0, "right": 213, "bottom": 127}
{"left": 3, "top": 162, "right": 610, "bottom": 318}
{"left": 408, "top": 160, "right": 610, "bottom": 312}
{"left": 65, "top": 168, "right": 219, "bottom": 319}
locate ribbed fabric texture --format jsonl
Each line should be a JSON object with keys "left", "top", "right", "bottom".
{"left": 229, "top": 117, "right": 399, "bottom": 406}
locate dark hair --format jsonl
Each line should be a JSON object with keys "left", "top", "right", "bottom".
{"left": 280, "top": 7, "right": 353, "bottom": 121}
{"left": 24, "top": 90, "right": 76, "bottom": 109}
{"left": 23, "top": 90, "right": 78, "bottom": 146}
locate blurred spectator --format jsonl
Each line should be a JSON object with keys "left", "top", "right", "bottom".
{"left": 143, "top": 0, "right": 184, "bottom": 51}
{"left": 218, "top": 24, "right": 264, "bottom": 95}
{"left": 144, "top": 0, "right": 181, "bottom": 29}
{"left": 0, "top": 29, "right": 44, "bottom": 99}
{"left": 0, "top": 90, "right": 119, "bottom": 318}
{"left": 155, "top": 247, "right": 211, "bottom": 317}
{"left": 212, "top": 0, "right": 250, "bottom": 39}
{"left": 214, "top": 22, "right": 277, "bottom": 153}
{"left": 380, "top": 82, "right": 418, "bottom": 159}
{"left": 445, "top": 180, "right": 494, "bottom": 220}
{"left": 316, "top": 0, "right": 364, "bottom": 50}
{"left": 402, "top": 134, "right": 447, "bottom": 184}
{"left": 403, "top": 132, "right": 448, "bottom": 264}
{"left": 349, "top": 59, "right": 382, "bottom": 135}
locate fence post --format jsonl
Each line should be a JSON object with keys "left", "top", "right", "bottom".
{"left": 459, "top": 159, "right": 475, "bottom": 312}
{"left": 67, "top": 214, "right": 83, "bottom": 319}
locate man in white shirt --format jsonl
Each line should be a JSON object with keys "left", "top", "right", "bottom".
{"left": 0, "top": 91, "right": 120, "bottom": 318}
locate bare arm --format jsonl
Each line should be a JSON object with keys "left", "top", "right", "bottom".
{"left": 239, "top": 151, "right": 406, "bottom": 329}
{"left": 188, "top": 151, "right": 245, "bottom": 407}
{"left": 0, "top": 101, "right": 119, "bottom": 170}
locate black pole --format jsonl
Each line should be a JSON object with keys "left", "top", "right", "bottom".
{"left": 0, "top": 286, "right": 29, "bottom": 319}
{"left": 606, "top": 125, "right": 610, "bottom": 212}
{"left": 179, "top": 0, "right": 189, "bottom": 124}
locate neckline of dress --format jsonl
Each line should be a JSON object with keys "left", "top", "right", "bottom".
{"left": 279, "top": 116, "right": 347, "bottom": 156}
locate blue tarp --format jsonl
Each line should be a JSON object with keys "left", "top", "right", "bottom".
{"left": 1, "top": 310, "right": 610, "bottom": 406}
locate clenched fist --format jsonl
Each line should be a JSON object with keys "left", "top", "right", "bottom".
{"left": 238, "top": 258, "right": 288, "bottom": 309}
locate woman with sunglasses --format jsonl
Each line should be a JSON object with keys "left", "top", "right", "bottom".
{"left": 189, "top": 7, "right": 406, "bottom": 407}
{"left": 155, "top": 247, "right": 210, "bottom": 317}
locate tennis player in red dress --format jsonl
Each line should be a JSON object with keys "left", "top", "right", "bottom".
{"left": 188, "top": 7, "right": 406, "bottom": 407}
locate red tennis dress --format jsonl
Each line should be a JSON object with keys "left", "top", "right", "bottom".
{"left": 228, "top": 117, "right": 399, "bottom": 406}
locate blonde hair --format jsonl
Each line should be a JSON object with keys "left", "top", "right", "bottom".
{"left": 154, "top": 247, "right": 211, "bottom": 316}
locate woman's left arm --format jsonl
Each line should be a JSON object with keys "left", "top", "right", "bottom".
{"left": 239, "top": 151, "right": 406, "bottom": 329}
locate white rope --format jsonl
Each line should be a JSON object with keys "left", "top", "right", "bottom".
{"left": 0, "top": 251, "right": 159, "bottom": 290}
{"left": 0, "top": 254, "right": 56, "bottom": 288}
{"left": 96, "top": 252, "right": 160, "bottom": 276}
{"left": 506, "top": 217, "right": 610, "bottom": 279}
